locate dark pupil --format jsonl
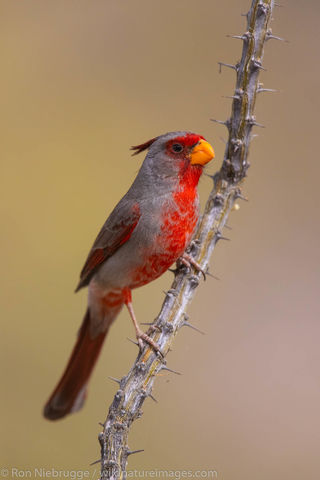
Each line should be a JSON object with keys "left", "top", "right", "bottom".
{"left": 172, "top": 143, "right": 183, "bottom": 153}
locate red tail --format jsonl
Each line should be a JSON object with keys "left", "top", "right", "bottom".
{"left": 43, "top": 309, "right": 108, "bottom": 421}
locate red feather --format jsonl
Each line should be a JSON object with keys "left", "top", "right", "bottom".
{"left": 167, "top": 133, "right": 205, "bottom": 148}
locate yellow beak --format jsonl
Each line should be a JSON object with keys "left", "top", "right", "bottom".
{"left": 190, "top": 139, "right": 215, "bottom": 166}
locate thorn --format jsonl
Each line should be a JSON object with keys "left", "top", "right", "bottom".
{"left": 140, "top": 322, "right": 154, "bottom": 326}
{"left": 222, "top": 95, "right": 241, "bottom": 101}
{"left": 210, "top": 118, "right": 231, "bottom": 129}
{"left": 266, "top": 29, "right": 288, "bottom": 42}
{"left": 226, "top": 34, "right": 243, "bottom": 40}
{"left": 182, "top": 320, "right": 205, "bottom": 335}
{"left": 206, "top": 265, "right": 220, "bottom": 279}
{"left": 226, "top": 33, "right": 251, "bottom": 41}
{"left": 127, "top": 449, "right": 144, "bottom": 456}
{"left": 168, "top": 267, "right": 178, "bottom": 274}
{"left": 224, "top": 224, "right": 232, "bottom": 230}
{"left": 236, "top": 193, "right": 249, "bottom": 202}
{"left": 212, "top": 172, "right": 220, "bottom": 189}
{"left": 252, "top": 59, "right": 267, "bottom": 71}
{"left": 164, "top": 288, "right": 178, "bottom": 297}
{"left": 269, "top": 35, "right": 288, "bottom": 42}
{"left": 98, "top": 432, "right": 104, "bottom": 446}
{"left": 218, "top": 61, "right": 238, "bottom": 73}
{"left": 90, "top": 459, "right": 101, "bottom": 466}
{"left": 98, "top": 422, "right": 104, "bottom": 427}
{"left": 216, "top": 231, "right": 231, "bottom": 241}
{"left": 206, "top": 271, "right": 220, "bottom": 281}
{"left": 248, "top": 116, "right": 265, "bottom": 128}
{"left": 161, "top": 365, "right": 182, "bottom": 375}
{"left": 108, "top": 376, "right": 121, "bottom": 385}
{"left": 274, "top": 2, "right": 284, "bottom": 7}
{"left": 257, "top": 86, "right": 279, "bottom": 94}
{"left": 204, "top": 172, "right": 216, "bottom": 180}
{"left": 148, "top": 393, "right": 158, "bottom": 403}
{"left": 127, "top": 337, "right": 139, "bottom": 346}
{"left": 226, "top": 32, "right": 252, "bottom": 42}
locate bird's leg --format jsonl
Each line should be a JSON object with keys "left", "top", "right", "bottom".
{"left": 123, "top": 289, "right": 162, "bottom": 354}
{"left": 179, "top": 252, "right": 206, "bottom": 280}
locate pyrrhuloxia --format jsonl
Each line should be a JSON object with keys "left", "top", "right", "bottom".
{"left": 44, "top": 131, "right": 215, "bottom": 420}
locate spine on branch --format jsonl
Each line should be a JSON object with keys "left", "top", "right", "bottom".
{"left": 99, "top": 1, "right": 277, "bottom": 479}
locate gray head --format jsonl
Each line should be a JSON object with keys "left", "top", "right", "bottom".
{"left": 129, "top": 131, "right": 215, "bottom": 195}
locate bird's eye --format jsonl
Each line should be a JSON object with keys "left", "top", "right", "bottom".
{"left": 172, "top": 143, "right": 183, "bottom": 153}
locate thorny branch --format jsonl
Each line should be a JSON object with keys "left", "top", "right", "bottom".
{"left": 99, "top": 1, "right": 278, "bottom": 478}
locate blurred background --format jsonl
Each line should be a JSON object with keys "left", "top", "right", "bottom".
{"left": 1, "top": 1, "right": 319, "bottom": 479}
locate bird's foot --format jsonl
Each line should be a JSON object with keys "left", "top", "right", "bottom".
{"left": 136, "top": 328, "right": 163, "bottom": 356}
{"left": 179, "top": 253, "right": 206, "bottom": 280}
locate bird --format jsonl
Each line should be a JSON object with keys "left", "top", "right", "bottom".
{"left": 43, "top": 131, "right": 215, "bottom": 420}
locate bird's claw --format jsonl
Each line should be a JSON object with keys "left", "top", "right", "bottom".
{"left": 136, "top": 329, "right": 163, "bottom": 356}
{"left": 179, "top": 253, "right": 206, "bottom": 280}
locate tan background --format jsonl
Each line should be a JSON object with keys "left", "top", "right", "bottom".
{"left": 1, "top": 1, "right": 320, "bottom": 479}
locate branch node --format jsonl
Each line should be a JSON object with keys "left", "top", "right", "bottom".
{"left": 163, "top": 322, "right": 174, "bottom": 334}
{"left": 231, "top": 138, "right": 243, "bottom": 153}
{"left": 257, "top": 2, "right": 269, "bottom": 16}
{"left": 114, "top": 390, "right": 124, "bottom": 402}
{"left": 213, "top": 193, "right": 225, "bottom": 206}
{"left": 189, "top": 275, "right": 200, "bottom": 288}
{"left": 135, "top": 363, "right": 147, "bottom": 374}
